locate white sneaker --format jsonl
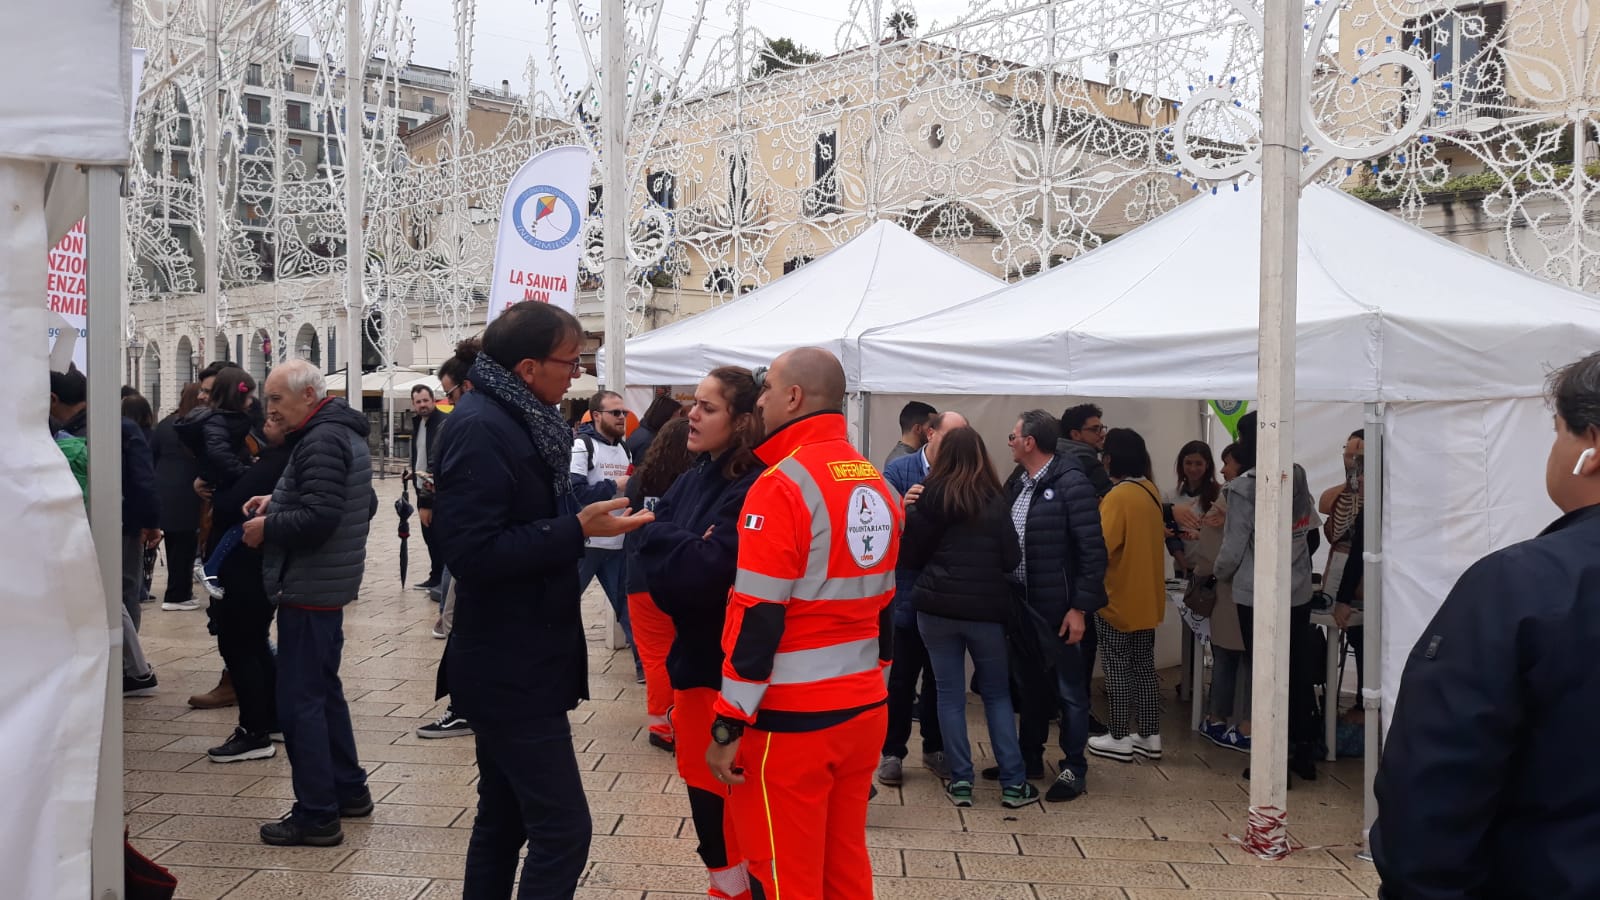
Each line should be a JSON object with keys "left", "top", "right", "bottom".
{"left": 1132, "top": 733, "right": 1162, "bottom": 760}
{"left": 1087, "top": 733, "right": 1135, "bottom": 762}
{"left": 162, "top": 600, "right": 202, "bottom": 611}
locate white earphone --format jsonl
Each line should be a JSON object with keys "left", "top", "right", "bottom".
{"left": 1575, "top": 448, "right": 1597, "bottom": 476}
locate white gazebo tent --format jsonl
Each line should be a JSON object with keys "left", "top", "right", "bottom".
{"left": 599, "top": 219, "right": 1004, "bottom": 395}
{"left": 2, "top": 1, "right": 135, "bottom": 896}
{"left": 855, "top": 181, "right": 1600, "bottom": 837}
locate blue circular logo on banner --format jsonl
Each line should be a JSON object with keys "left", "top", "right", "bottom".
{"left": 1213, "top": 400, "right": 1245, "bottom": 415}
{"left": 511, "top": 185, "right": 581, "bottom": 251}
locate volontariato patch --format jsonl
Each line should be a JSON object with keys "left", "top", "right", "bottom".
{"left": 845, "top": 486, "right": 895, "bottom": 569}
{"left": 743, "top": 514, "right": 765, "bottom": 531}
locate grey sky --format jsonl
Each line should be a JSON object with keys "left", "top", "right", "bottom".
{"left": 400, "top": 0, "right": 980, "bottom": 91}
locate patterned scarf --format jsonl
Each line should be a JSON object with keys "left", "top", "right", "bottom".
{"left": 469, "top": 351, "right": 574, "bottom": 500}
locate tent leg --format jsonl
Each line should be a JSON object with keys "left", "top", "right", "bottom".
{"left": 1359, "top": 401, "right": 1385, "bottom": 859}
{"left": 87, "top": 164, "right": 126, "bottom": 900}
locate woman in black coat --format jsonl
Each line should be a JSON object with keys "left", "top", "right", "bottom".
{"left": 637, "top": 366, "right": 761, "bottom": 897}
{"left": 901, "top": 426, "right": 1032, "bottom": 808}
{"left": 151, "top": 382, "right": 204, "bottom": 610}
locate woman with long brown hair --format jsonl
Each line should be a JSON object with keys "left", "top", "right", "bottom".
{"left": 622, "top": 416, "right": 696, "bottom": 752}
{"left": 637, "top": 366, "right": 763, "bottom": 897}
{"left": 901, "top": 426, "right": 1032, "bottom": 808}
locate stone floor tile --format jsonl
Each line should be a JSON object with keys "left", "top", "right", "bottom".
{"left": 901, "top": 849, "right": 959, "bottom": 879}
{"left": 144, "top": 815, "right": 269, "bottom": 845}
{"left": 164, "top": 865, "right": 252, "bottom": 900}
{"left": 156, "top": 841, "right": 353, "bottom": 872}
{"left": 219, "top": 869, "right": 429, "bottom": 899}
{"left": 865, "top": 826, "right": 1020, "bottom": 854}
{"left": 609, "top": 772, "right": 674, "bottom": 794}
{"left": 126, "top": 812, "right": 174, "bottom": 836}
{"left": 1212, "top": 843, "right": 1347, "bottom": 868}
{"left": 125, "top": 732, "right": 188, "bottom": 751}
{"left": 959, "top": 856, "right": 1184, "bottom": 888}
{"left": 583, "top": 862, "right": 716, "bottom": 893}
{"left": 367, "top": 762, "right": 481, "bottom": 785}
{"left": 380, "top": 782, "right": 478, "bottom": 808}
{"left": 178, "top": 753, "right": 294, "bottom": 777}
{"left": 413, "top": 882, "right": 466, "bottom": 900}
{"left": 612, "top": 814, "right": 687, "bottom": 837}
{"left": 340, "top": 822, "right": 472, "bottom": 854}
{"left": 871, "top": 876, "right": 1037, "bottom": 899}
{"left": 1120, "top": 883, "right": 1267, "bottom": 890}
{"left": 335, "top": 849, "right": 465, "bottom": 879}
{"left": 587, "top": 834, "right": 700, "bottom": 864}
{"left": 1172, "top": 863, "right": 1366, "bottom": 895}
{"left": 1029, "top": 888, "right": 1133, "bottom": 900}
{"left": 1142, "top": 815, "right": 1247, "bottom": 843}
{"left": 963, "top": 808, "right": 1154, "bottom": 839}
{"left": 865, "top": 804, "right": 965, "bottom": 832}
{"left": 125, "top": 791, "right": 160, "bottom": 813}
{"left": 123, "top": 771, "right": 263, "bottom": 797}
{"left": 1075, "top": 837, "right": 1226, "bottom": 864}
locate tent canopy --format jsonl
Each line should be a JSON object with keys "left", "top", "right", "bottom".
{"left": 856, "top": 183, "right": 1600, "bottom": 402}
{"left": 602, "top": 220, "right": 1002, "bottom": 386}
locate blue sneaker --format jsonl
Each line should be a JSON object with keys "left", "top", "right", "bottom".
{"left": 1219, "top": 726, "right": 1251, "bottom": 754}
{"left": 1200, "top": 720, "right": 1230, "bottom": 748}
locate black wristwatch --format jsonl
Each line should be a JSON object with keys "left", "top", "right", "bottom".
{"left": 710, "top": 717, "right": 746, "bottom": 746}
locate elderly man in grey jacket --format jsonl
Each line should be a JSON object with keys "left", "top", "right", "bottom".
{"left": 243, "top": 359, "right": 378, "bottom": 847}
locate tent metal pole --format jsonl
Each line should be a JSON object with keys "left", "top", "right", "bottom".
{"left": 600, "top": 0, "right": 627, "bottom": 391}
{"left": 344, "top": 0, "right": 365, "bottom": 390}
{"left": 87, "top": 163, "right": 126, "bottom": 900}
{"left": 1245, "top": 0, "right": 1303, "bottom": 857}
{"left": 1359, "top": 401, "right": 1385, "bottom": 860}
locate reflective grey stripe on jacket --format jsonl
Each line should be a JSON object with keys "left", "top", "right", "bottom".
{"left": 720, "top": 637, "right": 881, "bottom": 716}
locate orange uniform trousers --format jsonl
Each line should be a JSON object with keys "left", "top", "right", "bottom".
{"left": 729, "top": 705, "right": 888, "bottom": 900}
{"left": 627, "top": 592, "right": 676, "bottom": 744}
{"left": 674, "top": 687, "right": 751, "bottom": 899}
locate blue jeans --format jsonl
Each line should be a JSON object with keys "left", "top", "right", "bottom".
{"left": 917, "top": 612, "right": 1025, "bottom": 786}
{"left": 579, "top": 548, "right": 634, "bottom": 653}
{"left": 276, "top": 606, "right": 368, "bottom": 824}
{"left": 203, "top": 524, "right": 244, "bottom": 579}
{"left": 465, "top": 713, "right": 592, "bottom": 898}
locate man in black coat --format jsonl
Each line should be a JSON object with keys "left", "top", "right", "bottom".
{"left": 408, "top": 383, "right": 444, "bottom": 590}
{"left": 1002, "top": 410, "right": 1108, "bottom": 802}
{"left": 242, "top": 359, "right": 376, "bottom": 848}
{"left": 1372, "top": 351, "right": 1600, "bottom": 899}
{"left": 433, "top": 302, "right": 651, "bottom": 899}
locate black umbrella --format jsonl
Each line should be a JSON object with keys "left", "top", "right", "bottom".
{"left": 395, "top": 483, "right": 414, "bottom": 586}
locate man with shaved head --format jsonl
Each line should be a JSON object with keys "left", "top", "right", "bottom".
{"left": 706, "top": 347, "right": 901, "bottom": 898}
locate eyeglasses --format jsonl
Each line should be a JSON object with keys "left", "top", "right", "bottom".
{"left": 1084, "top": 424, "right": 1108, "bottom": 435}
{"left": 444, "top": 384, "right": 464, "bottom": 400}
{"left": 543, "top": 355, "right": 583, "bottom": 376}
{"left": 599, "top": 409, "right": 629, "bottom": 418}
{"left": 1007, "top": 433, "right": 1025, "bottom": 444}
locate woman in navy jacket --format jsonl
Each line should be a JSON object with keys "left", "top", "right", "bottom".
{"left": 638, "top": 366, "right": 762, "bottom": 899}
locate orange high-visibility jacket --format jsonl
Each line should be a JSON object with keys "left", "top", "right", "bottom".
{"left": 714, "top": 411, "right": 901, "bottom": 732}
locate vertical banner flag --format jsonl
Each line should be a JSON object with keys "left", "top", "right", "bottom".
{"left": 1210, "top": 400, "right": 1249, "bottom": 439}
{"left": 487, "top": 145, "right": 593, "bottom": 321}
{"left": 47, "top": 219, "right": 89, "bottom": 373}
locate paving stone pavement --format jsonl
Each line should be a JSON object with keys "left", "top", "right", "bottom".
{"left": 124, "top": 476, "right": 1376, "bottom": 899}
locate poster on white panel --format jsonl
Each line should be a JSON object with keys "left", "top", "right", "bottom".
{"left": 47, "top": 218, "right": 88, "bottom": 373}
{"left": 487, "top": 145, "right": 592, "bottom": 321}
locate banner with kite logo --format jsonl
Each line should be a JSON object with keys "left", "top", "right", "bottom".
{"left": 488, "top": 145, "right": 593, "bottom": 320}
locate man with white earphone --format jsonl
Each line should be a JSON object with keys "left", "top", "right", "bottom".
{"left": 1371, "top": 350, "right": 1600, "bottom": 900}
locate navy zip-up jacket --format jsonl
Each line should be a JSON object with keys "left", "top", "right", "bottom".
{"left": 637, "top": 452, "right": 760, "bottom": 691}
{"left": 1372, "top": 502, "right": 1600, "bottom": 900}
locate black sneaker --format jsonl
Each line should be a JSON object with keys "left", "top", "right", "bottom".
{"left": 260, "top": 813, "right": 342, "bottom": 847}
{"left": 416, "top": 709, "right": 473, "bottom": 739}
{"left": 123, "top": 671, "right": 158, "bottom": 697}
{"left": 208, "top": 728, "right": 275, "bottom": 763}
{"left": 413, "top": 578, "right": 440, "bottom": 591}
{"left": 339, "top": 786, "right": 374, "bottom": 818}
{"left": 1046, "top": 769, "right": 1085, "bottom": 802}
{"left": 647, "top": 732, "right": 675, "bottom": 753}
{"left": 982, "top": 756, "right": 1044, "bottom": 781}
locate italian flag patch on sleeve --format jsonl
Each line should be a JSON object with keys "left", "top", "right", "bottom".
{"left": 743, "top": 514, "right": 764, "bottom": 531}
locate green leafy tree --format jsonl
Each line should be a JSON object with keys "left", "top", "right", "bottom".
{"left": 751, "top": 37, "right": 822, "bottom": 78}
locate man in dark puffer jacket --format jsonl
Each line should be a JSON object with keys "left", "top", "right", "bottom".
{"left": 1001, "top": 410, "right": 1108, "bottom": 802}
{"left": 243, "top": 359, "right": 377, "bottom": 848}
